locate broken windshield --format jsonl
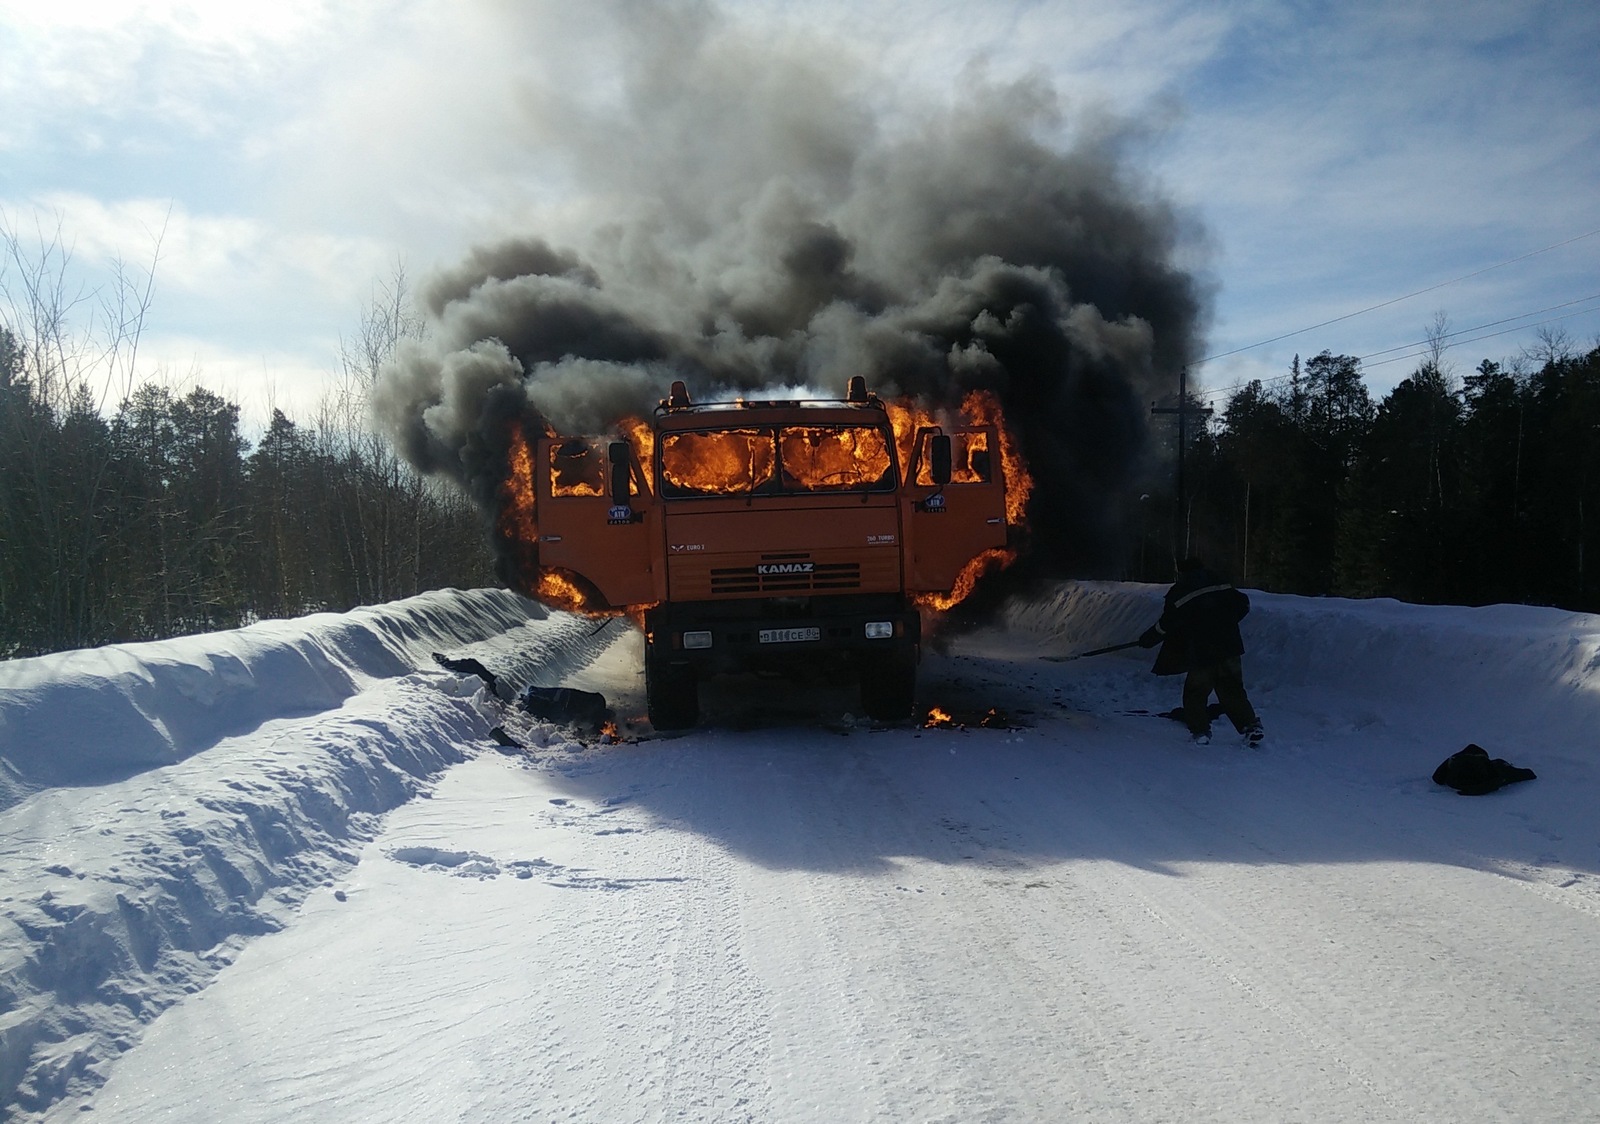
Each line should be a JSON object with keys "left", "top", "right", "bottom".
{"left": 660, "top": 424, "right": 895, "bottom": 497}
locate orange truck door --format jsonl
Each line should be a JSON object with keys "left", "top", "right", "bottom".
{"left": 901, "top": 425, "right": 1009, "bottom": 593}
{"left": 535, "top": 436, "right": 661, "bottom": 609}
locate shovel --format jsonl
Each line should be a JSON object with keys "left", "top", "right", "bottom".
{"left": 1042, "top": 639, "right": 1145, "bottom": 663}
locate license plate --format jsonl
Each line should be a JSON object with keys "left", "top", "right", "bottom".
{"left": 759, "top": 627, "right": 820, "bottom": 644}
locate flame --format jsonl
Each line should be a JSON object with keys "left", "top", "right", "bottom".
{"left": 496, "top": 419, "right": 616, "bottom": 616}
{"left": 957, "top": 390, "right": 1032, "bottom": 527}
{"left": 657, "top": 424, "right": 892, "bottom": 495}
{"left": 923, "top": 706, "right": 958, "bottom": 729}
{"left": 779, "top": 426, "right": 892, "bottom": 490}
{"left": 496, "top": 389, "right": 1033, "bottom": 618}
{"left": 622, "top": 416, "right": 655, "bottom": 482}
{"left": 885, "top": 399, "right": 939, "bottom": 475}
{"left": 661, "top": 428, "right": 774, "bottom": 494}
{"left": 884, "top": 390, "right": 1031, "bottom": 528}
{"left": 979, "top": 708, "right": 1009, "bottom": 729}
{"left": 534, "top": 568, "right": 593, "bottom": 613}
{"left": 499, "top": 423, "right": 539, "bottom": 544}
{"left": 548, "top": 437, "right": 606, "bottom": 498}
{"left": 600, "top": 720, "right": 621, "bottom": 743}
{"left": 912, "top": 546, "right": 1015, "bottom": 613}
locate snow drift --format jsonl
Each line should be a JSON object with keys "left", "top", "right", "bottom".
{"left": 1006, "top": 580, "right": 1600, "bottom": 748}
{"left": 0, "top": 590, "right": 625, "bottom": 1117}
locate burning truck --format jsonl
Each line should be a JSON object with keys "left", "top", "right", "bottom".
{"left": 498, "top": 375, "right": 1025, "bottom": 729}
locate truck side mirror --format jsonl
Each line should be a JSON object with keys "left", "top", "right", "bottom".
{"left": 929, "top": 434, "right": 952, "bottom": 487}
{"left": 608, "top": 442, "right": 631, "bottom": 505}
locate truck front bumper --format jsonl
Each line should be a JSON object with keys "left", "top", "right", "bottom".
{"left": 645, "top": 596, "right": 919, "bottom": 676}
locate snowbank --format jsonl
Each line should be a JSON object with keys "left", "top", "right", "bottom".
{"left": 0, "top": 590, "right": 625, "bottom": 1117}
{"left": 1003, "top": 580, "right": 1600, "bottom": 748}
{"left": 1, "top": 590, "right": 546, "bottom": 811}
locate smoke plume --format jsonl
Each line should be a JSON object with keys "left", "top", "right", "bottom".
{"left": 374, "top": 2, "right": 1208, "bottom": 590}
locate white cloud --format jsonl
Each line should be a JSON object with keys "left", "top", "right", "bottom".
{"left": 4, "top": 0, "right": 1597, "bottom": 416}
{"left": 128, "top": 332, "right": 345, "bottom": 433}
{"left": 0, "top": 0, "right": 330, "bottom": 40}
{"left": 1, "top": 193, "right": 397, "bottom": 430}
{"left": 0, "top": 0, "right": 382, "bottom": 149}
{"left": 9, "top": 192, "right": 392, "bottom": 310}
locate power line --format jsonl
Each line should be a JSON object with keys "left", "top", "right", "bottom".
{"left": 1354, "top": 292, "right": 1600, "bottom": 362}
{"left": 1361, "top": 304, "right": 1600, "bottom": 370}
{"left": 1194, "top": 297, "right": 1600, "bottom": 403}
{"left": 1196, "top": 225, "right": 1600, "bottom": 365}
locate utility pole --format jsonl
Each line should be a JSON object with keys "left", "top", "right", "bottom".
{"left": 1151, "top": 367, "right": 1213, "bottom": 559}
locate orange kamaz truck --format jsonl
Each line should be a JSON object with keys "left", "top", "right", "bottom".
{"left": 522, "top": 376, "right": 1011, "bottom": 729}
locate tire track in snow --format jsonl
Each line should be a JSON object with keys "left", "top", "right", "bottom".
{"left": 655, "top": 822, "right": 773, "bottom": 1122}
{"left": 1013, "top": 741, "right": 1599, "bottom": 1122}
{"left": 732, "top": 741, "right": 1146, "bottom": 1122}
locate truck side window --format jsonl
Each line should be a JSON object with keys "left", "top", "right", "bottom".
{"left": 914, "top": 430, "right": 992, "bottom": 486}
{"left": 778, "top": 426, "right": 894, "bottom": 492}
{"left": 660, "top": 428, "right": 776, "bottom": 496}
{"left": 549, "top": 439, "right": 606, "bottom": 497}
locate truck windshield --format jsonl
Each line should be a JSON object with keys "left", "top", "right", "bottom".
{"left": 660, "top": 428, "right": 776, "bottom": 496}
{"left": 779, "top": 426, "right": 894, "bottom": 492}
{"left": 660, "top": 424, "right": 895, "bottom": 497}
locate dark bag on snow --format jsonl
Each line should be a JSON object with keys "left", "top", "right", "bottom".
{"left": 1432, "top": 744, "right": 1536, "bottom": 796}
{"left": 518, "top": 685, "right": 609, "bottom": 733}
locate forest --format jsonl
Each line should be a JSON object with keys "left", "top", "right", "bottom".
{"left": 0, "top": 264, "right": 493, "bottom": 659}
{"left": 1133, "top": 336, "right": 1600, "bottom": 613}
{"left": 4, "top": 229, "right": 1598, "bottom": 656}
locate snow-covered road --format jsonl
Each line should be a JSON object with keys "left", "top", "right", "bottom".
{"left": 5, "top": 584, "right": 1599, "bottom": 1122}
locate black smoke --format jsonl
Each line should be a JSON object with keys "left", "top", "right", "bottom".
{"left": 374, "top": 2, "right": 1208, "bottom": 589}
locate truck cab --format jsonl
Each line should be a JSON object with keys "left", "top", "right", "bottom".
{"left": 531, "top": 377, "right": 1009, "bottom": 728}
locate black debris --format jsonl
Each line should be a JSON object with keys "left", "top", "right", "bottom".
{"left": 1432, "top": 744, "right": 1537, "bottom": 796}
{"left": 433, "top": 652, "right": 503, "bottom": 699}
{"left": 488, "top": 725, "right": 526, "bottom": 752}
{"left": 518, "top": 685, "right": 609, "bottom": 734}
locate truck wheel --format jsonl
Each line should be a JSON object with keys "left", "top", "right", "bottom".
{"left": 860, "top": 652, "right": 917, "bottom": 722}
{"left": 646, "top": 657, "right": 699, "bottom": 730}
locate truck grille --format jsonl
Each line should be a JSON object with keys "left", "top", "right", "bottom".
{"left": 709, "top": 555, "right": 861, "bottom": 595}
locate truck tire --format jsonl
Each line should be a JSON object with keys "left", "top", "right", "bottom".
{"left": 859, "top": 651, "right": 917, "bottom": 722}
{"left": 646, "top": 656, "right": 699, "bottom": 730}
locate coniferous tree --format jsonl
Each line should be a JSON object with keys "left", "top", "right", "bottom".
{"left": 1337, "top": 362, "right": 1463, "bottom": 600}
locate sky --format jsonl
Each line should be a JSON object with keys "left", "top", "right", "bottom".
{"left": 1, "top": 0, "right": 1597, "bottom": 429}
{"left": 3, "top": 580, "right": 1598, "bottom": 1120}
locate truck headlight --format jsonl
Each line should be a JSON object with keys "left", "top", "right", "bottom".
{"left": 682, "top": 630, "right": 713, "bottom": 649}
{"left": 864, "top": 621, "right": 894, "bottom": 639}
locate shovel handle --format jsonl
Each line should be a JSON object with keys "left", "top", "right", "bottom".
{"left": 1044, "top": 639, "right": 1145, "bottom": 662}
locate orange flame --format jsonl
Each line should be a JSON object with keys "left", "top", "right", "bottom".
{"left": 622, "top": 416, "right": 654, "bottom": 480}
{"left": 885, "top": 399, "right": 939, "bottom": 476}
{"left": 497, "top": 388, "right": 1032, "bottom": 618}
{"left": 912, "top": 547, "right": 1016, "bottom": 613}
{"left": 656, "top": 424, "right": 893, "bottom": 495}
{"left": 534, "top": 568, "right": 593, "bottom": 614}
{"left": 957, "top": 390, "right": 1032, "bottom": 528}
{"left": 499, "top": 424, "right": 539, "bottom": 544}
{"left": 924, "top": 706, "right": 958, "bottom": 729}
{"left": 884, "top": 390, "right": 1031, "bottom": 529}
{"left": 498, "top": 420, "right": 615, "bottom": 616}
{"left": 548, "top": 436, "right": 607, "bottom": 497}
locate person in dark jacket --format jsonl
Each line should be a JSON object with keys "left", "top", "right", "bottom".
{"left": 1139, "top": 557, "right": 1263, "bottom": 746}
